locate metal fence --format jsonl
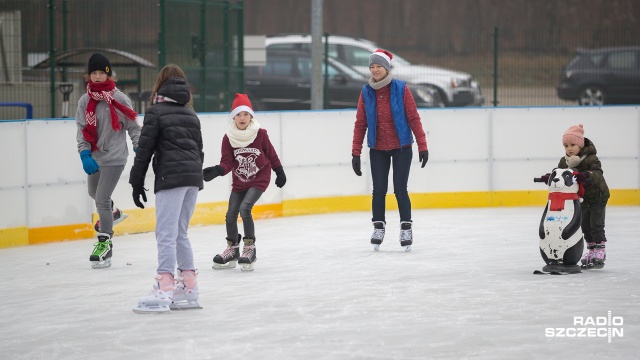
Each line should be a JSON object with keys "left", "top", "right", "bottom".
{"left": 0, "top": 0, "right": 638, "bottom": 119}
{"left": 0, "top": 0, "right": 243, "bottom": 119}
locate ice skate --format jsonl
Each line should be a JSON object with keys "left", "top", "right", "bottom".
{"left": 591, "top": 243, "right": 606, "bottom": 269}
{"left": 94, "top": 201, "right": 127, "bottom": 232}
{"left": 172, "top": 270, "right": 202, "bottom": 310}
{"left": 238, "top": 237, "right": 256, "bottom": 272}
{"left": 90, "top": 233, "right": 113, "bottom": 269}
{"left": 212, "top": 235, "right": 241, "bottom": 269}
{"left": 581, "top": 242, "right": 596, "bottom": 268}
{"left": 371, "top": 221, "right": 385, "bottom": 251}
{"left": 400, "top": 221, "right": 413, "bottom": 252}
{"left": 133, "top": 273, "right": 174, "bottom": 314}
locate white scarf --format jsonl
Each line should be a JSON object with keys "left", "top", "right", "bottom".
{"left": 227, "top": 118, "right": 260, "bottom": 148}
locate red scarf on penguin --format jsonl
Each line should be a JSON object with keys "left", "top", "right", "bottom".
{"left": 82, "top": 79, "right": 138, "bottom": 151}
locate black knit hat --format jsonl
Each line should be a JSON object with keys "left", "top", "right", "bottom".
{"left": 87, "top": 53, "right": 112, "bottom": 76}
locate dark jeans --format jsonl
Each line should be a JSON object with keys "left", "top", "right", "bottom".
{"left": 369, "top": 147, "right": 413, "bottom": 223}
{"left": 581, "top": 202, "right": 607, "bottom": 243}
{"left": 225, "top": 187, "right": 264, "bottom": 242}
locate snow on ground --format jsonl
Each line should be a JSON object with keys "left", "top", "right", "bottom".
{"left": 1, "top": 206, "right": 639, "bottom": 359}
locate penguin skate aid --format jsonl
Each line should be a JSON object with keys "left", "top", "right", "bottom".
{"left": 533, "top": 124, "right": 611, "bottom": 274}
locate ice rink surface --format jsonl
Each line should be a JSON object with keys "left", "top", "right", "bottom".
{"left": 1, "top": 206, "right": 639, "bottom": 359}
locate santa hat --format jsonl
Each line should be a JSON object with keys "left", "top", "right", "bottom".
{"left": 230, "top": 93, "right": 255, "bottom": 119}
{"left": 87, "top": 53, "right": 112, "bottom": 76}
{"left": 562, "top": 124, "right": 585, "bottom": 148}
{"left": 369, "top": 49, "right": 393, "bottom": 72}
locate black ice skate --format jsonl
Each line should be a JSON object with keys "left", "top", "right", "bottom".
{"left": 371, "top": 221, "right": 385, "bottom": 251}
{"left": 400, "top": 221, "right": 413, "bottom": 252}
{"left": 90, "top": 233, "right": 113, "bottom": 269}
{"left": 212, "top": 235, "right": 241, "bottom": 269}
{"left": 238, "top": 237, "right": 257, "bottom": 272}
{"left": 94, "top": 201, "right": 128, "bottom": 232}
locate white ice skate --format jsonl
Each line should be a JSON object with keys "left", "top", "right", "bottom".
{"left": 400, "top": 221, "right": 413, "bottom": 252}
{"left": 371, "top": 221, "right": 385, "bottom": 251}
{"left": 133, "top": 274, "right": 174, "bottom": 314}
{"left": 171, "top": 270, "right": 202, "bottom": 310}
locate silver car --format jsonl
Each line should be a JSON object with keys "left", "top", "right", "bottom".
{"left": 266, "top": 34, "right": 485, "bottom": 107}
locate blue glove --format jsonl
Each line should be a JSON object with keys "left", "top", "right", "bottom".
{"left": 80, "top": 150, "right": 99, "bottom": 175}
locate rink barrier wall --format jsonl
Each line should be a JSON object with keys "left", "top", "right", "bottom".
{"left": 0, "top": 106, "right": 639, "bottom": 248}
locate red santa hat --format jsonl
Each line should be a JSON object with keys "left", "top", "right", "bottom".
{"left": 369, "top": 49, "right": 393, "bottom": 72}
{"left": 230, "top": 93, "right": 255, "bottom": 119}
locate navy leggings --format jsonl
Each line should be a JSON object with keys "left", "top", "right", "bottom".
{"left": 369, "top": 147, "right": 413, "bottom": 223}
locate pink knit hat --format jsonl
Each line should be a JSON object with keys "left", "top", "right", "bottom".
{"left": 230, "top": 93, "right": 254, "bottom": 119}
{"left": 562, "top": 124, "right": 585, "bottom": 148}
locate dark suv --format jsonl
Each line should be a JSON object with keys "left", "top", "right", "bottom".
{"left": 244, "top": 49, "right": 441, "bottom": 110}
{"left": 557, "top": 46, "right": 640, "bottom": 105}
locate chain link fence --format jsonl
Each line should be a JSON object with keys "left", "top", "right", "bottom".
{"left": 0, "top": 0, "right": 638, "bottom": 119}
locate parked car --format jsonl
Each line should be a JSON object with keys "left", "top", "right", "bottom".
{"left": 244, "top": 49, "right": 442, "bottom": 110}
{"left": 557, "top": 46, "right": 640, "bottom": 106}
{"left": 265, "top": 34, "right": 485, "bottom": 107}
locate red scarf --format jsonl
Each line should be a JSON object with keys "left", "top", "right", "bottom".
{"left": 548, "top": 192, "right": 579, "bottom": 211}
{"left": 82, "top": 80, "right": 138, "bottom": 151}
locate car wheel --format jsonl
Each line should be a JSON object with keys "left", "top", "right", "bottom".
{"left": 578, "top": 86, "right": 605, "bottom": 106}
{"left": 424, "top": 85, "right": 446, "bottom": 107}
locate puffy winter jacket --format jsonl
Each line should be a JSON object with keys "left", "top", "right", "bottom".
{"left": 129, "top": 77, "right": 204, "bottom": 193}
{"left": 557, "top": 137, "right": 610, "bottom": 205}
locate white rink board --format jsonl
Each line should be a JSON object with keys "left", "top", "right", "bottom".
{"left": 0, "top": 106, "right": 639, "bottom": 230}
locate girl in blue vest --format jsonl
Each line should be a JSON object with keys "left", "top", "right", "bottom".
{"left": 351, "top": 49, "right": 429, "bottom": 252}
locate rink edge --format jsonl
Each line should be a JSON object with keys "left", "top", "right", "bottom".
{"left": 2, "top": 189, "right": 638, "bottom": 248}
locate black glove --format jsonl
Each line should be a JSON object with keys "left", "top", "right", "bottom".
{"left": 203, "top": 165, "right": 223, "bottom": 182}
{"left": 352, "top": 155, "right": 362, "bottom": 176}
{"left": 419, "top": 151, "right": 429, "bottom": 168}
{"left": 274, "top": 166, "right": 287, "bottom": 188}
{"left": 574, "top": 171, "right": 589, "bottom": 183}
{"left": 132, "top": 185, "right": 147, "bottom": 209}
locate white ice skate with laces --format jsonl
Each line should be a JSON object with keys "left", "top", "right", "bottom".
{"left": 400, "top": 221, "right": 413, "bottom": 252}
{"left": 371, "top": 221, "right": 385, "bottom": 251}
{"left": 133, "top": 273, "right": 174, "bottom": 314}
{"left": 171, "top": 270, "right": 202, "bottom": 310}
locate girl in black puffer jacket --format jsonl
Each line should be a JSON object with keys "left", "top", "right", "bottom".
{"left": 557, "top": 124, "right": 610, "bottom": 269}
{"left": 129, "top": 64, "right": 204, "bottom": 313}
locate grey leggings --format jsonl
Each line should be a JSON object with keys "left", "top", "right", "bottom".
{"left": 155, "top": 186, "right": 199, "bottom": 275}
{"left": 87, "top": 165, "right": 124, "bottom": 235}
{"left": 225, "top": 187, "right": 264, "bottom": 243}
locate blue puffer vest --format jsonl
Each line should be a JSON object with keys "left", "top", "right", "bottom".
{"left": 362, "top": 79, "right": 414, "bottom": 149}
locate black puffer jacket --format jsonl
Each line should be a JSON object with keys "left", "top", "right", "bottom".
{"left": 129, "top": 77, "right": 204, "bottom": 193}
{"left": 557, "top": 137, "right": 610, "bottom": 205}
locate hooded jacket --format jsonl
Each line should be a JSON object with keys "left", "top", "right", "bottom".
{"left": 129, "top": 77, "right": 204, "bottom": 193}
{"left": 557, "top": 137, "right": 610, "bottom": 205}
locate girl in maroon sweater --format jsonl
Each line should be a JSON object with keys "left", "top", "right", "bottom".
{"left": 203, "top": 94, "right": 286, "bottom": 271}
